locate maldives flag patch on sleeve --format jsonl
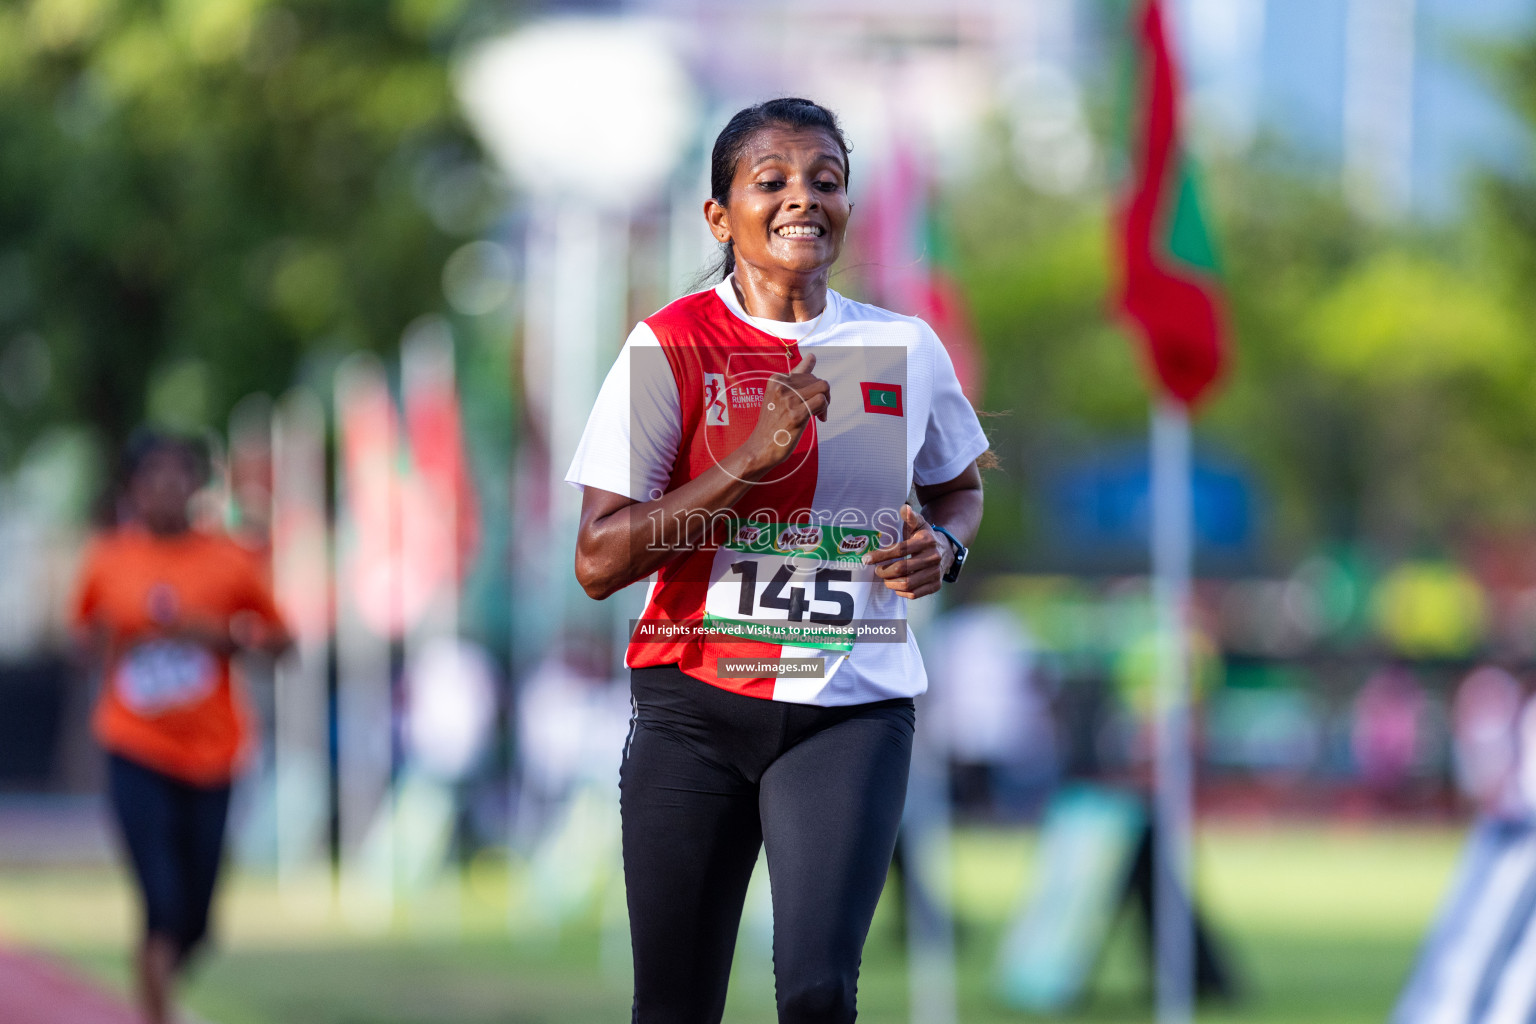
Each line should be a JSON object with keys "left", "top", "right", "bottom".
{"left": 860, "top": 382, "right": 903, "bottom": 416}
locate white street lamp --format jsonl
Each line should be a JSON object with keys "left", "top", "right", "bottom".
{"left": 456, "top": 18, "right": 700, "bottom": 210}
{"left": 455, "top": 22, "right": 702, "bottom": 855}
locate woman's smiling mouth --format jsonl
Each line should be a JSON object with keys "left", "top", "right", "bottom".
{"left": 775, "top": 224, "right": 824, "bottom": 238}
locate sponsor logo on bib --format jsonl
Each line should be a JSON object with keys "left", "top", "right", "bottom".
{"left": 838, "top": 533, "right": 871, "bottom": 555}
{"left": 735, "top": 524, "right": 763, "bottom": 546}
{"left": 774, "top": 525, "right": 822, "bottom": 552}
{"left": 704, "top": 373, "right": 728, "bottom": 425}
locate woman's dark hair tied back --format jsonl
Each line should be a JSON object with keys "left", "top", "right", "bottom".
{"left": 707, "top": 98, "right": 851, "bottom": 282}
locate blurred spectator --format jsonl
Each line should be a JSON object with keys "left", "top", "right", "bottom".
{"left": 1451, "top": 665, "right": 1525, "bottom": 818}
{"left": 926, "top": 605, "right": 1059, "bottom": 821}
{"left": 1395, "top": 676, "right": 1536, "bottom": 1023}
{"left": 514, "top": 641, "right": 630, "bottom": 837}
{"left": 1351, "top": 662, "right": 1428, "bottom": 808}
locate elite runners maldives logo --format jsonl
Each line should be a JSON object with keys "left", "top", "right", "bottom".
{"left": 860, "top": 382, "right": 903, "bottom": 416}
{"left": 729, "top": 381, "right": 765, "bottom": 409}
{"left": 774, "top": 525, "right": 822, "bottom": 552}
{"left": 704, "top": 373, "right": 728, "bottom": 425}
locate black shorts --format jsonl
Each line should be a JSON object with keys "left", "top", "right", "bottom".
{"left": 621, "top": 663, "right": 915, "bottom": 1024}
{"left": 106, "top": 753, "right": 232, "bottom": 963}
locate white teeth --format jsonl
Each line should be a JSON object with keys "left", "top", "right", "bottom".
{"left": 776, "top": 225, "right": 823, "bottom": 237}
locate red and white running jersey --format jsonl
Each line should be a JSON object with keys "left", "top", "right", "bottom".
{"left": 566, "top": 277, "right": 988, "bottom": 705}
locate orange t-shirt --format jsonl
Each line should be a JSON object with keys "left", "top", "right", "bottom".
{"left": 71, "top": 527, "right": 288, "bottom": 786}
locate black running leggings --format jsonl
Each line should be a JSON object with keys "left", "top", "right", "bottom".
{"left": 107, "top": 753, "right": 232, "bottom": 964}
{"left": 621, "top": 663, "right": 915, "bottom": 1024}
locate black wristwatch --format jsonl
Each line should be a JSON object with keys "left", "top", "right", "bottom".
{"left": 929, "top": 524, "right": 968, "bottom": 584}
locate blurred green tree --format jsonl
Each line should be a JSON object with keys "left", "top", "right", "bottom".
{"left": 947, "top": 121, "right": 1536, "bottom": 569}
{"left": 1482, "top": 35, "right": 1536, "bottom": 297}
{"left": 1216, "top": 174, "right": 1536, "bottom": 552}
{"left": 0, "top": 0, "right": 499, "bottom": 461}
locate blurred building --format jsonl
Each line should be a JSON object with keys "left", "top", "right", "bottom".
{"left": 615, "top": 0, "right": 1533, "bottom": 219}
{"left": 1174, "top": 0, "right": 1533, "bottom": 218}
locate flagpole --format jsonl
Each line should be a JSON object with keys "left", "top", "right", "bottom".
{"left": 271, "top": 388, "right": 330, "bottom": 901}
{"left": 334, "top": 356, "right": 397, "bottom": 929}
{"left": 1151, "top": 398, "right": 1194, "bottom": 1024}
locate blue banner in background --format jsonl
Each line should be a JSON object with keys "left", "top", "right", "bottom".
{"left": 1041, "top": 444, "right": 1256, "bottom": 569}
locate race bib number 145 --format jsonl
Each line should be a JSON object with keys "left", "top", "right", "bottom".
{"left": 702, "top": 521, "right": 880, "bottom": 651}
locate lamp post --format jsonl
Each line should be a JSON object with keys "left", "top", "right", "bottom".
{"left": 456, "top": 16, "right": 699, "bottom": 930}
{"left": 457, "top": 16, "right": 699, "bottom": 650}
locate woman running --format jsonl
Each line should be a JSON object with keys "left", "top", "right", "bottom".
{"left": 567, "top": 97, "right": 987, "bottom": 1023}
{"left": 72, "top": 433, "right": 291, "bottom": 1024}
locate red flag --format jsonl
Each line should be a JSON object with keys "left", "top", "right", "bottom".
{"left": 859, "top": 133, "right": 983, "bottom": 402}
{"left": 1116, "top": 0, "right": 1229, "bottom": 408}
{"left": 403, "top": 337, "right": 480, "bottom": 584}
{"left": 336, "top": 342, "right": 479, "bottom": 639}
{"left": 336, "top": 355, "right": 402, "bottom": 637}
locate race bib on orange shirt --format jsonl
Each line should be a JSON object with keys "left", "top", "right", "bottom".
{"left": 112, "top": 640, "right": 218, "bottom": 715}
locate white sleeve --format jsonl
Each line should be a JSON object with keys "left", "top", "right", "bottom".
{"left": 564, "top": 323, "right": 681, "bottom": 502}
{"left": 912, "top": 322, "right": 990, "bottom": 486}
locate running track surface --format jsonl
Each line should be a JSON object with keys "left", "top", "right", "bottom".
{"left": 0, "top": 947, "right": 139, "bottom": 1024}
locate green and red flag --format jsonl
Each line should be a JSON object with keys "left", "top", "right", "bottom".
{"left": 860, "top": 381, "right": 904, "bottom": 416}
{"left": 857, "top": 131, "right": 983, "bottom": 403}
{"left": 1116, "top": 0, "right": 1229, "bottom": 408}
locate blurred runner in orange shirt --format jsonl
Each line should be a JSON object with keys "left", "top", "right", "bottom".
{"left": 72, "top": 432, "right": 291, "bottom": 1024}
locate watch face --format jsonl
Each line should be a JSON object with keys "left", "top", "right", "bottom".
{"left": 938, "top": 530, "right": 965, "bottom": 583}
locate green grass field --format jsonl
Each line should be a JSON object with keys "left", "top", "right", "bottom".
{"left": 0, "top": 824, "right": 1463, "bottom": 1024}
